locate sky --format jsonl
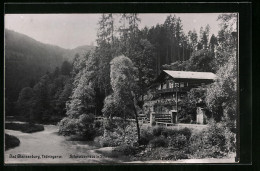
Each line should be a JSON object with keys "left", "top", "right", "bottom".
{"left": 5, "top": 13, "right": 224, "bottom": 49}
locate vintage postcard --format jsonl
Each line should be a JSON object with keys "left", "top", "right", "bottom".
{"left": 4, "top": 12, "right": 239, "bottom": 164}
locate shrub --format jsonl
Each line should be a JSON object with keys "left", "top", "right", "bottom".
{"left": 77, "top": 114, "right": 96, "bottom": 140}
{"left": 113, "top": 145, "right": 138, "bottom": 156}
{"left": 142, "top": 147, "right": 172, "bottom": 160}
{"left": 95, "top": 123, "right": 138, "bottom": 147}
{"left": 188, "top": 120, "right": 235, "bottom": 158}
{"left": 139, "top": 129, "right": 154, "bottom": 145}
{"left": 161, "top": 129, "right": 178, "bottom": 138}
{"left": 149, "top": 136, "right": 168, "bottom": 148}
{"left": 168, "top": 134, "right": 188, "bottom": 149}
{"left": 58, "top": 113, "right": 98, "bottom": 140}
{"left": 164, "top": 150, "right": 189, "bottom": 160}
{"left": 152, "top": 126, "right": 165, "bottom": 136}
{"left": 58, "top": 117, "right": 78, "bottom": 136}
{"left": 5, "top": 134, "right": 20, "bottom": 150}
{"left": 95, "top": 136, "right": 120, "bottom": 147}
{"left": 94, "top": 120, "right": 103, "bottom": 136}
{"left": 178, "top": 127, "right": 192, "bottom": 140}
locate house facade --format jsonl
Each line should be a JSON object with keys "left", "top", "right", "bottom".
{"left": 143, "top": 70, "right": 217, "bottom": 125}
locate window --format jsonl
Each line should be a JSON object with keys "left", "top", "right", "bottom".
{"left": 169, "top": 81, "right": 174, "bottom": 88}
{"left": 158, "top": 85, "right": 161, "bottom": 90}
{"left": 163, "top": 83, "right": 167, "bottom": 89}
{"left": 180, "top": 82, "right": 184, "bottom": 88}
{"left": 175, "top": 83, "right": 179, "bottom": 88}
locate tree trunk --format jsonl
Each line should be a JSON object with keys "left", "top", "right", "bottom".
{"left": 131, "top": 91, "right": 141, "bottom": 144}
{"left": 133, "top": 103, "right": 141, "bottom": 144}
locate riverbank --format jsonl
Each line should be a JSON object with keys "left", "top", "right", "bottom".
{"left": 5, "top": 134, "right": 20, "bottom": 150}
{"left": 5, "top": 122, "right": 44, "bottom": 133}
{"left": 4, "top": 123, "right": 236, "bottom": 164}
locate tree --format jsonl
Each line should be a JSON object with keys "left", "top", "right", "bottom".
{"left": 199, "top": 25, "right": 210, "bottom": 49}
{"left": 215, "top": 14, "right": 237, "bottom": 69}
{"left": 31, "top": 74, "right": 51, "bottom": 122}
{"left": 188, "top": 29, "right": 198, "bottom": 52}
{"left": 209, "top": 34, "right": 218, "bottom": 52}
{"left": 205, "top": 13, "right": 237, "bottom": 130}
{"left": 61, "top": 61, "right": 72, "bottom": 75}
{"left": 59, "top": 52, "right": 97, "bottom": 139}
{"left": 66, "top": 53, "right": 97, "bottom": 118}
{"left": 186, "top": 49, "right": 217, "bottom": 73}
{"left": 206, "top": 55, "right": 237, "bottom": 126}
{"left": 16, "top": 87, "right": 34, "bottom": 120}
{"left": 103, "top": 55, "right": 141, "bottom": 143}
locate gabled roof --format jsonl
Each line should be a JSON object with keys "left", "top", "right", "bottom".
{"left": 163, "top": 70, "right": 218, "bottom": 80}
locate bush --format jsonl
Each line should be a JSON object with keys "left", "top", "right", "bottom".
{"left": 94, "top": 136, "right": 120, "bottom": 147}
{"left": 58, "top": 117, "right": 78, "bottom": 136}
{"left": 149, "top": 136, "right": 168, "bottom": 148}
{"left": 141, "top": 147, "right": 172, "bottom": 160}
{"left": 95, "top": 123, "right": 138, "bottom": 147}
{"left": 139, "top": 129, "right": 154, "bottom": 145}
{"left": 164, "top": 150, "right": 189, "bottom": 160}
{"left": 113, "top": 145, "right": 138, "bottom": 156}
{"left": 94, "top": 120, "right": 103, "bottom": 136}
{"left": 5, "top": 134, "right": 20, "bottom": 150}
{"left": 77, "top": 114, "right": 96, "bottom": 140}
{"left": 178, "top": 128, "right": 192, "bottom": 140}
{"left": 161, "top": 129, "right": 178, "bottom": 138}
{"left": 188, "top": 120, "right": 235, "bottom": 158}
{"left": 5, "top": 123, "right": 44, "bottom": 133}
{"left": 58, "top": 114, "right": 98, "bottom": 140}
{"left": 152, "top": 126, "right": 165, "bottom": 136}
{"left": 168, "top": 134, "right": 188, "bottom": 149}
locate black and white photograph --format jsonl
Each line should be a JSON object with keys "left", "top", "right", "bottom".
{"left": 4, "top": 12, "right": 238, "bottom": 164}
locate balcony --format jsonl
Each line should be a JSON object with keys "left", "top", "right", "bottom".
{"left": 156, "top": 87, "right": 191, "bottom": 94}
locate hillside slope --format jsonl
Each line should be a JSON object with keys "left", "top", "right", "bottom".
{"left": 5, "top": 29, "right": 94, "bottom": 106}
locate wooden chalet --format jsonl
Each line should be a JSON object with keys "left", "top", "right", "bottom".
{"left": 143, "top": 70, "right": 217, "bottom": 125}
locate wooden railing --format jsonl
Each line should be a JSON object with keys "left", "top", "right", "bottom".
{"left": 152, "top": 113, "right": 172, "bottom": 123}
{"left": 156, "top": 87, "right": 191, "bottom": 94}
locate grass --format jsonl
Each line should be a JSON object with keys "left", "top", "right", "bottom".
{"left": 5, "top": 134, "right": 20, "bottom": 150}
{"left": 5, "top": 122, "right": 44, "bottom": 133}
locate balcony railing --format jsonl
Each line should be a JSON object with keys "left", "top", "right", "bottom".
{"left": 156, "top": 87, "right": 191, "bottom": 94}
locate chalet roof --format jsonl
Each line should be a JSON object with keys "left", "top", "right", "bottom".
{"left": 163, "top": 70, "right": 218, "bottom": 80}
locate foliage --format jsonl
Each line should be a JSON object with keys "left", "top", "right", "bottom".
{"left": 139, "top": 128, "right": 154, "bottom": 145}
{"left": 113, "top": 145, "right": 139, "bottom": 156}
{"left": 188, "top": 120, "right": 235, "bottom": 158}
{"left": 167, "top": 134, "right": 187, "bottom": 149}
{"left": 149, "top": 136, "right": 168, "bottom": 148}
{"left": 14, "top": 63, "right": 73, "bottom": 123}
{"left": 206, "top": 52, "right": 237, "bottom": 124}
{"left": 178, "top": 87, "right": 208, "bottom": 123}
{"left": 16, "top": 87, "right": 34, "bottom": 119}
{"left": 96, "top": 122, "right": 138, "bottom": 147}
{"left": 103, "top": 55, "right": 141, "bottom": 143}
{"left": 58, "top": 117, "right": 78, "bottom": 136}
{"left": 58, "top": 114, "right": 97, "bottom": 140}
{"left": 186, "top": 49, "right": 217, "bottom": 72}
{"left": 5, "top": 134, "right": 20, "bottom": 150}
{"left": 102, "top": 94, "right": 124, "bottom": 118}
{"left": 152, "top": 126, "right": 165, "bottom": 137}
{"left": 5, "top": 29, "right": 92, "bottom": 117}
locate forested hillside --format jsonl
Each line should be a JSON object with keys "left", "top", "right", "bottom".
{"left": 5, "top": 29, "right": 94, "bottom": 115}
